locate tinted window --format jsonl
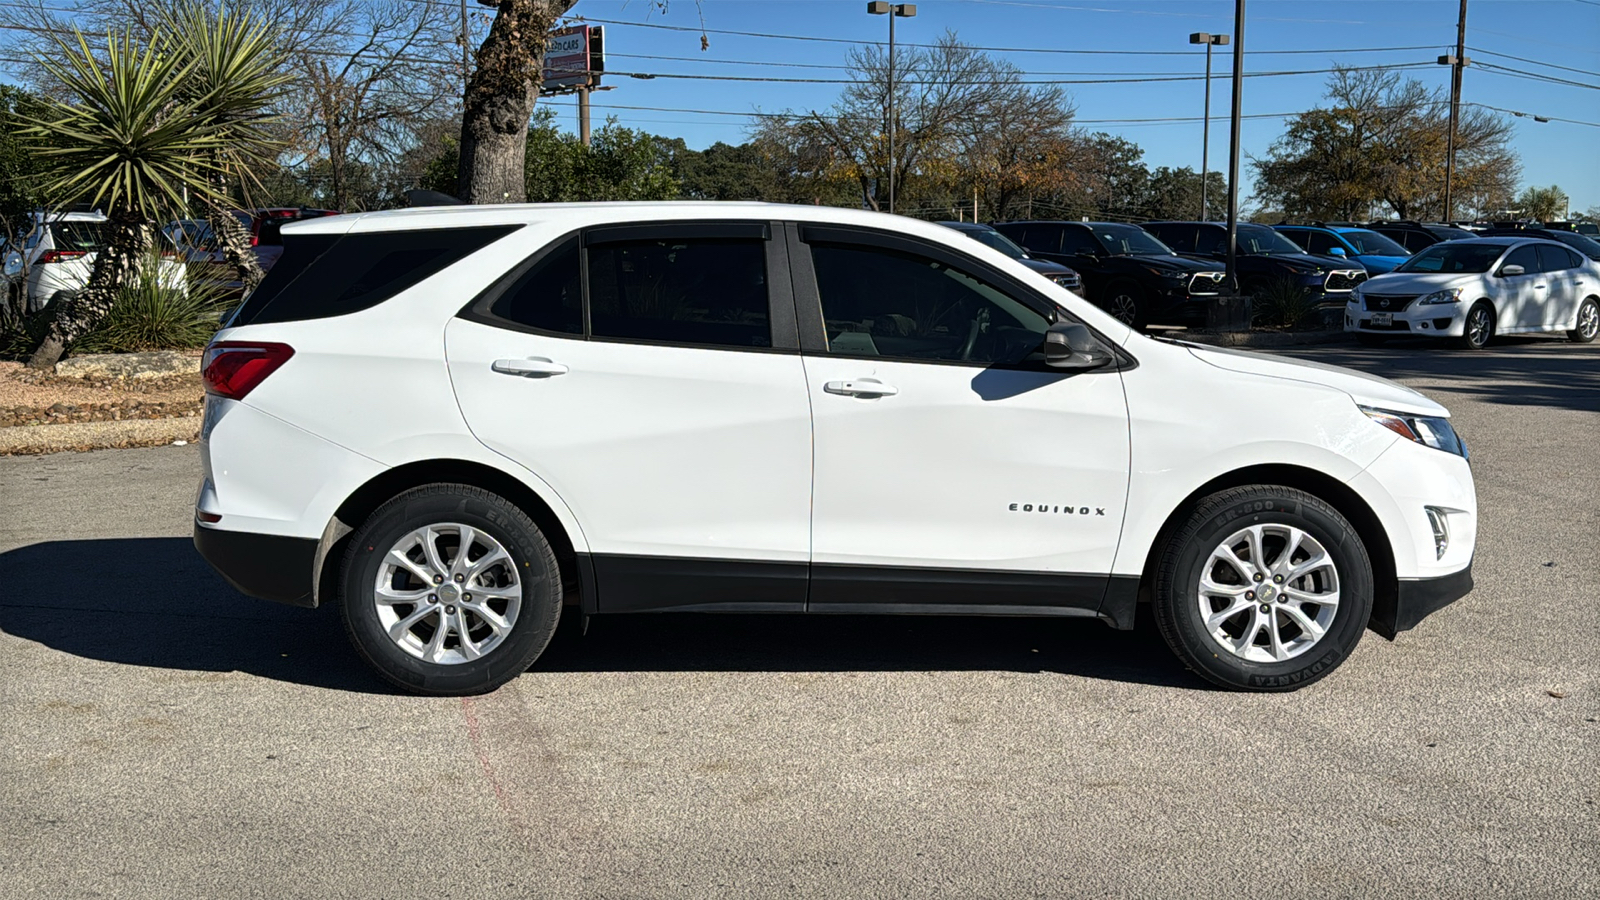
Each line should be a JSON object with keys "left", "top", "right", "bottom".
{"left": 1502, "top": 245, "right": 1538, "bottom": 274}
{"left": 1008, "top": 224, "right": 1060, "bottom": 255}
{"left": 1238, "top": 225, "right": 1304, "bottom": 255}
{"left": 1148, "top": 224, "right": 1197, "bottom": 252}
{"left": 1059, "top": 226, "right": 1102, "bottom": 256}
{"left": 50, "top": 221, "right": 107, "bottom": 251}
{"left": 1303, "top": 231, "right": 1341, "bottom": 255}
{"left": 233, "top": 225, "right": 519, "bottom": 326}
{"left": 1535, "top": 244, "right": 1579, "bottom": 272}
{"left": 487, "top": 238, "right": 582, "bottom": 335}
{"left": 809, "top": 243, "right": 1049, "bottom": 366}
{"left": 963, "top": 228, "right": 1027, "bottom": 260}
{"left": 587, "top": 238, "right": 770, "bottom": 348}
{"left": 1196, "top": 226, "right": 1227, "bottom": 255}
{"left": 1544, "top": 231, "right": 1600, "bottom": 259}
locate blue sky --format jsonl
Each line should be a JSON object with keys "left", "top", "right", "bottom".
{"left": 546, "top": 0, "right": 1600, "bottom": 214}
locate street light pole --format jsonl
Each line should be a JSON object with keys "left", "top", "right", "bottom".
{"left": 1439, "top": 0, "right": 1469, "bottom": 223}
{"left": 868, "top": 3, "right": 916, "bottom": 215}
{"left": 1224, "top": 0, "right": 1245, "bottom": 295}
{"left": 1190, "top": 32, "right": 1230, "bottom": 221}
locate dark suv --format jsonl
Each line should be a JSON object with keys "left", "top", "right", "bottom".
{"left": 1366, "top": 220, "right": 1476, "bottom": 253}
{"left": 1477, "top": 227, "right": 1600, "bottom": 262}
{"left": 1141, "top": 222, "right": 1369, "bottom": 304}
{"left": 991, "top": 220, "right": 1226, "bottom": 328}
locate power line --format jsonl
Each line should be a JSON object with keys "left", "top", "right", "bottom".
{"left": 1473, "top": 62, "right": 1600, "bottom": 92}
{"left": 1466, "top": 46, "right": 1600, "bottom": 79}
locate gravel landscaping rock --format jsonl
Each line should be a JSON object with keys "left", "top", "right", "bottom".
{"left": 54, "top": 350, "right": 201, "bottom": 380}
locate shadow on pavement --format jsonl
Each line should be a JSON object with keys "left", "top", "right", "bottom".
{"left": 0, "top": 538, "right": 1203, "bottom": 692}
{"left": 1284, "top": 336, "right": 1600, "bottom": 413}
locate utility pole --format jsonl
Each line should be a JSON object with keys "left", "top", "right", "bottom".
{"left": 578, "top": 85, "right": 591, "bottom": 147}
{"left": 1190, "top": 32, "right": 1229, "bottom": 221}
{"left": 1224, "top": 0, "right": 1245, "bottom": 294}
{"left": 1440, "top": 0, "right": 1469, "bottom": 223}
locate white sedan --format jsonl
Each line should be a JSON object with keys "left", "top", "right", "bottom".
{"left": 1346, "top": 237, "right": 1600, "bottom": 349}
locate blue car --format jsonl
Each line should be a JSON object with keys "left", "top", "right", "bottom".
{"left": 1273, "top": 224, "right": 1412, "bottom": 274}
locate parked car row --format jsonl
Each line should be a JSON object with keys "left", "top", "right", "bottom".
{"left": 2, "top": 210, "right": 187, "bottom": 313}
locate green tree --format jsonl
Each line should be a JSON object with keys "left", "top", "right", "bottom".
{"left": 0, "top": 86, "right": 49, "bottom": 241}
{"left": 518, "top": 111, "right": 681, "bottom": 203}
{"left": 1141, "top": 166, "right": 1228, "bottom": 221}
{"left": 1515, "top": 185, "right": 1568, "bottom": 222}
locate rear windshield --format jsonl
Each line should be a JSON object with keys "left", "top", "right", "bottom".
{"left": 964, "top": 228, "right": 1027, "bottom": 260}
{"left": 49, "top": 221, "right": 107, "bottom": 251}
{"left": 1395, "top": 242, "right": 1505, "bottom": 274}
{"left": 229, "top": 225, "right": 521, "bottom": 326}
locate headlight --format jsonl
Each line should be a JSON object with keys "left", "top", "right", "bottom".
{"left": 1418, "top": 287, "right": 1463, "bottom": 305}
{"left": 1048, "top": 273, "right": 1076, "bottom": 286}
{"left": 1142, "top": 266, "right": 1185, "bottom": 280}
{"left": 1361, "top": 406, "right": 1468, "bottom": 458}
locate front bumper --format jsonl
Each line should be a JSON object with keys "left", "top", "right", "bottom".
{"left": 1343, "top": 301, "right": 1466, "bottom": 337}
{"left": 193, "top": 522, "right": 317, "bottom": 607}
{"left": 1370, "top": 561, "right": 1474, "bottom": 639}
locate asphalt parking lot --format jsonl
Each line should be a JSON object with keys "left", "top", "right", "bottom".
{"left": 2, "top": 336, "right": 1596, "bottom": 899}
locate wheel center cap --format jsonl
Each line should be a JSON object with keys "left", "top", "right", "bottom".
{"left": 1259, "top": 584, "right": 1277, "bottom": 602}
{"left": 438, "top": 583, "right": 460, "bottom": 604}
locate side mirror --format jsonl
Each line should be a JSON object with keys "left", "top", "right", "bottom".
{"left": 1328, "top": 247, "right": 1348, "bottom": 257}
{"left": 1043, "top": 322, "right": 1115, "bottom": 371}
{"left": 1498, "top": 264, "right": 1525, "bottom": 277}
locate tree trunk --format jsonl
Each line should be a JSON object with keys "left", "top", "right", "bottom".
{"left": 457, "top": 1, "right": 577, "bottom": 204}
{"left": 27, "top": 210, "right": 152, "bottom": 369}
{"left": 206, "top": 199, "right": 264, "bottom": 294}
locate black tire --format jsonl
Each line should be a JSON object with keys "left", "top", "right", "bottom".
{"left": 1459, "top": 300, "right": 1494, "bottom": 350}
{"left": 1151, "top": 485, "right": 1373, "bottom": 692}
{"left": 1102, "top": 280, "right": 1146, "bottom": 330}
{"left": 339, "top": 484, "right": 562, "bottom": 696}
{"left": 1355, "top": 333, "right": 1389, "bottom": 347}
{"left": 1569, "top": 297, "right": 1599, "bottom": 343}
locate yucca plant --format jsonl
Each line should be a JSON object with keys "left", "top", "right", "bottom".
{"left": 162, "top": 1, "right": 292, "bottom": 294}
{"left": 72, "top": 250, "right": 231, "bottom": 354}
{"left": 1252, "top": 278, "right": 1322, "bottom": 331}
{"left": 19, "top": 28, "right": 226, "bottom": 367}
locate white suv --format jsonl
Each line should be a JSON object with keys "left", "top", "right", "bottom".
{"left": 194, "top": 203, "right": 1476, "bottom": 695}
{"left": 1347, "top": 236, "right": 1600, "bottom": 349}
{"left": 3, "top": 211, "right": 187, "bottom": 312}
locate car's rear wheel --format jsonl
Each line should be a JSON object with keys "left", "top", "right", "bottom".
{"left": 1103, "top": 280, "right": 1145, "bottom": 330}
{"left": 1459, "top": 301, "right": 1494, "bottom": 350}
{"left": 339, "top": 484, "right": 561, "bottom": 696}
{"left": 1570, "top": 297, "right": 1599, "bottom": 343}
{"left": 1152, "top": 485, "right": 1373, "bottom": 691}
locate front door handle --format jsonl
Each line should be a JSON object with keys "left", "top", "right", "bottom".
{"left": 492, "top": 357, "right": 569, "bottom": 378}
{"left": 824, "top": 379, "right": 898, "bottom": 398}
{"left": 1534, "top": 284, "right": 1548, "bottom": 290}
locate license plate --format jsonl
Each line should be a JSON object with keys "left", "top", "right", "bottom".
{"left": 1371, "top": 312, "right": 1393, "bottom": 326}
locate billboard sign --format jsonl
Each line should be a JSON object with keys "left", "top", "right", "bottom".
{"left": 543, "top": 25, "right": 592, "bottom": 89}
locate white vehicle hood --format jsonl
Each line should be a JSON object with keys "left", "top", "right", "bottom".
{"left": 1357, "top": 272, "right": 1477, "bottom": 295}
{"left": 1182, "top": 343, "right": 1449, "bottom": 417}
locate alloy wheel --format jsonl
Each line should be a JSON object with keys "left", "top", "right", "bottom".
{"left": 1109, "top": 293, "right": 1139, "bottom": 326}
{"left": 373, "top": 523, "right": 522, "bottom": 665}
{"left": 1466, "top": 306, "right": 1492, "bottom": 347}
{"left": 1579, "top": 301, "right": 1598, "bottom": 340}
{"left": 1196, "top": 524, "right": 1340, "bottom": 663}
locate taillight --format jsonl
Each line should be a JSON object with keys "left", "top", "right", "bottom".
{"left": 249, "top": 234, "right": 259, "bottom": 247}
{"left": 203, "top": 342, "right": 294, "bottom": 400}
{"left": 38, "top": 250, "right": 88, "bottom": 264}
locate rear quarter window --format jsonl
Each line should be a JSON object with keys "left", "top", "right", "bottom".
{"left": 230, "top": 225, "right": 521, "bottom": 326}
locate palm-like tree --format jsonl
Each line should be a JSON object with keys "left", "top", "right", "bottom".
{"left": 163, "top": 1, "right": 291, "bottom": 293}
{"left": 20, "top": 4, "right": 287, "bottom": 368}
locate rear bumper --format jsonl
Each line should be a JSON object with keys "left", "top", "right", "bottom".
{"left": 193, "top": 522, "right": 317, "bottom": 607}
{"left": 1370, "top": 561, "right": 1473, "bottom": 640}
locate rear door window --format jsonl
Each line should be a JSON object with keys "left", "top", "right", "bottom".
{"left": 1059, "top": 227, "right": 1101, "bottom": 256}
{"left": 1535, "top": 244, "right": 1580, "bottom": 271}
{"left": 587, "top": 238, "right": 771, "bottom": 348}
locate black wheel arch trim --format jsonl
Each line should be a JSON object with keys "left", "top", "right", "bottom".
{"left": 1370, "top": 562, "right": 1473, "bottom": 640}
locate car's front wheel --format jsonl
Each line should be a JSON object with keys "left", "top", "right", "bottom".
{"left": 1152, "top": 486, "right": 1373, "bottom": 691}
{"left": 339, "top": 484, "right": 562, "bottom": 696}
{"left": 1459, "top": 300, "right": 1495, "bottom": 350}
{"left": 1103, "top": 280, "right": 1145, "bottom": 330}
{"left": 1570, "top": 297, "right": 1599, "bottom": 343}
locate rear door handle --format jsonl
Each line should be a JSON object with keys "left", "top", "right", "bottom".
{"left": 1534, "top": 284, "right": 1548, "bottom": 290}
{"left": 824, "top": 379, "right": 898, "bottom": 398}
{"left": 492, "top": 357, "right": 569, "bottom": 378}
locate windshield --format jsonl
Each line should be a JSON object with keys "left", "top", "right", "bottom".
{"left": 1238, "top": 225, "right": 1304, "bottom": 256}
{"left": 1395, "top": 242, "right": 1505, "bottom": 274}
{"left": 964, "top": 228, "right": 1027, "bottom": 260}
{"left": 1094, "top": 224, "right": 1174, "bottom": 256}
{"left": 1339, "top": 229, "right": 1410, "bottom": 257}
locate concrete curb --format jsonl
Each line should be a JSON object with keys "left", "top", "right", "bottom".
{"left": 0, "top": 416, "right": 200, "bottom": 456}
{"left": 1173, "top": 330, "right": 1355, "bottom": 349}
